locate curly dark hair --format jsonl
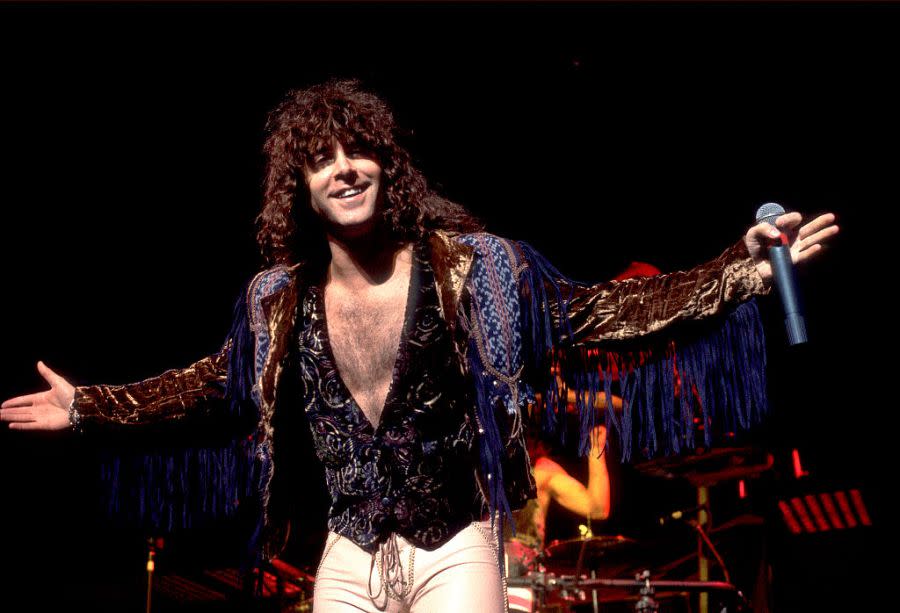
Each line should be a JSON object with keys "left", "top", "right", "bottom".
{"left": 256, "top": 79, "right": 482, "bottom": 266}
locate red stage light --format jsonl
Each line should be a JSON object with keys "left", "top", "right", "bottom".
{"left": 849, "top": 489, "right": 872, "bottom": 526}
{"left": 834, "top": 491, "right": 858, "bottom": 528}
{"left": 792, "top": 448, "right": 809, "bottom": 479}
{"left": 778, "top": 500, "right": 802, "bottom": 534}
{"left": 803, "top": 495, "right": 830, "bottom": 532}
{"left": 790, "top": 497, "right": 817, "bottom": 533}
{"left": 818, "top": 492, "right": 846, "bottom": 530}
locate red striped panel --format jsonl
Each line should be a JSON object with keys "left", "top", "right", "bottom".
{"left": 778, "top": 500, "right": 802, "bottom": 534}
{"left": 790, "top": 497, "right": 817, "bottom": 533}
{"left": 803, "top": 495, "right": 830, "bottom": 531}
{"left": 849, "top": 489, "right": 872, "bottom": 526}
{"left": 834, "top": 491, "right": 858, "bottom": 528}
{"left": 818, "top": 493, "right": 846, "bottom": 530}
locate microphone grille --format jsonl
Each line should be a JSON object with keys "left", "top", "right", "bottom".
{"left": 756, "top": 202, "right": 785, "bottom": 226}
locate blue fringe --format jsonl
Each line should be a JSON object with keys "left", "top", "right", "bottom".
{"left": 98, "top": 283, "right": 263, "bottom": 535}
{"left": 99, "top": 437, "right": 260, "bottom": 532}
{"left": 468, "top": 335, "right": 514, "bottom": 573}
{"left": 517, "top": 241, "right": 578, "bottom": 439}
{"left": 583, "top": 303, "right": 766, "bottom": 461}
{"left": 224, "top": 282, "right": 257, "bottom": 420}
{"left": 469, "top": 341, "right": 512, "bottom": 519}
{"left": 517, "top": 242, "right": 768, "bottom": 462}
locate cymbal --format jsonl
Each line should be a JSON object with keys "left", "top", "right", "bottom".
{"left": 544, "top": 534, "right": 636, "bottom": 564}
{"left": 632, "top": 446, "right": 773, "bottom": 487}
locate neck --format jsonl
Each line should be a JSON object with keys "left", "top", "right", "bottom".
{"left": 325, "top": 227, "right": 411, "bottom": 290}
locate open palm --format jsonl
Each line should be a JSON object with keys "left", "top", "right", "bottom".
{"left": 1, "top": 361, "right": 74, "bottom": 431}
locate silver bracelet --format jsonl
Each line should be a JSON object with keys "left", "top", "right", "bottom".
{"left": 68, "top": 396, "right": 83, "bottom": 433}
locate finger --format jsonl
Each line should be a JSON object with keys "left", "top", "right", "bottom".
{"left": 1, "top": 409, "right": 35, "bottom": 422}
{"left": 1, "top": 393, "right": 43, "bottom": 408}
{"left": 8, "top": 421, "right": 46, "bottom": 431}
{"left": 797, "top": 213, "right": 837, "bottom": 241}
{"left": 775, "top": 212, "right": 803, "bottom": 230}
{"left": 749, "top": 222, "right": 781, "bottom": 241}
{"left": 1, "top": 406, "right": 38, "bottom": 416}
{"left": 37, "top": 361, "right": 61, "bottom": 387}
{"left": 796, "top": 225, "right": 839, "bottom": 252}
{"left": 794, "top": 243, "right": 823, "bottom": 265}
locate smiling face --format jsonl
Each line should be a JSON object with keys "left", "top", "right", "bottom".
{"left": 303, "top": 140, "right": 384, "bottom": 240}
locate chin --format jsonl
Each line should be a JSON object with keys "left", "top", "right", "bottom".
{"left": 331, "top": 214, "right": 381, "bottom": 239}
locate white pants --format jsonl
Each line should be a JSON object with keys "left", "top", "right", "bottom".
{"left": 313, "top": 520, "right": 507, "bottom": 613}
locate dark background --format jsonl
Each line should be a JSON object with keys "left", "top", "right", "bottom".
{"left": 0, "top": 2, "right": 892, "bottom": 611}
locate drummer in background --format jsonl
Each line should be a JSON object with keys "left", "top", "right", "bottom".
{"left": 516, "top": 418, "right": 614, "bottom": 550}
{"left": 506, "top": 406, "right": 615, "bottom": 613}
{"left": 505, "top": 262, "right": 660, "bottom": 613}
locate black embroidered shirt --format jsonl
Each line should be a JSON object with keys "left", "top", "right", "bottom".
{"left": 297, "top": 242, "right": 482, "bottom": 552}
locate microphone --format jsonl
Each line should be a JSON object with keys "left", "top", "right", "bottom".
{"left": 658, "top": 503, "right": 708, "bottom": 526}
{"left": 755, "top": 202, "right": 807, "bottom": 345}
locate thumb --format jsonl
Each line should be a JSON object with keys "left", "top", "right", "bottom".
{"left": 37, "top": 361, "right": 60, "bottom": 387}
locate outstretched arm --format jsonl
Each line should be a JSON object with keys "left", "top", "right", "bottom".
{"left": 1, "top": 348, "right": 229, "bottom": 432}
{"left": 522, "top": 210, "right": 838, "bottom": 347}
{"left": 1, "top": 361, "right": 74, "bottom": 431}
{"left": 536, "top": 425, "right": 610, "bottom": 520}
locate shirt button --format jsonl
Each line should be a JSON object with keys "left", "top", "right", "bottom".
{"left": 381, "top": 496, "right": 393, "bottom": 508}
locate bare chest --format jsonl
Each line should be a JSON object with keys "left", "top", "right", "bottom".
{"left": 324, "top": 282, "right": 409, "bottom": 427}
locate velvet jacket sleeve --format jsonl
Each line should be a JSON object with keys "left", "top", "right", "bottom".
{"left": 72, "top": 348, "right": 229, "bottom": 428}
{"left": 548, "top": 239, "right": 767, "bottom": 345}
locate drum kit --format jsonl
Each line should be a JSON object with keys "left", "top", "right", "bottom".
{"left": 505, "top": 445, "right": 773, "bottom": 613}
{"left": 506, "top": 535, "right": 747, "bottom": 613}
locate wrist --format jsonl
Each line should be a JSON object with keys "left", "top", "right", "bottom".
{"left": 68, "top": 395, "right": 83, "bottom": 434}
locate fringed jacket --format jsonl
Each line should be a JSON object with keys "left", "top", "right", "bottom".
{"left": 71, "top": 231, "right": 768, "bottom": 561}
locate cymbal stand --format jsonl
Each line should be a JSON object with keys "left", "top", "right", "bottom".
{"left": 686, "top": 519, "right": 731, "bottom": 585}
{"left": 634, "top": 570, "right": 659, "bottom": 613}
{"left": 698, "top": 485, "right": 709, "bottom": 613}
{"left": 145, "top": 537, "right": 158, "bottom": 613}
{"left": 573, "top": 540, "right": 600, "bottom": 613}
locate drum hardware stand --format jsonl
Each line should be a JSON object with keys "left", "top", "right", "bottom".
{"left": 691, "top": 486, "right": 732, "bottom": 613}
{"left": 698, "top": 485, "right": 710, "bottom": 613}
{"left": 686, "top": 518, "right": 731, "bottom": 585}
{"left": 634, "top": 570, "right": 659, "bottom": 613}
{"left": 577, "top": 517, "right": 599, "bottom": 612}
{"left": 145, "top": 536, "right": 163, "bottom": 613}
{"left": 570, "top": 532, "right": 600, "bottom": 613}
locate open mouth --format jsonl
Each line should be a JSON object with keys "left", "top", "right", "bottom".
{"left": 331, "top": 183, "right": 370, "bottom": 200}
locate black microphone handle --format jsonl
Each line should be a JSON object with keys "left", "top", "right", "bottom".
{"left": 768, "top": 244, "right": 807, "bottom": 345}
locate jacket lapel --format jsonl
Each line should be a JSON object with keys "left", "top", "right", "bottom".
{"left": 430, "top": 230, "right": 475, "bottom": 337}
{"left": 259, "top": 265, "right": 302, "bottom": 411}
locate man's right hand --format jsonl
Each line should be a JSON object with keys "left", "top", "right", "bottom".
{"left": 1, "top": 361, "right": 74, "bottom": 431}
{"left": 589, "top": 424, "right": 608, "bottom": 456}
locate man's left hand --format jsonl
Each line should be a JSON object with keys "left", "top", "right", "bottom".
{"left": 745, "top": 212, "right": 839, "bottom": 284}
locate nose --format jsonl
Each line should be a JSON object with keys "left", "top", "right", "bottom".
{"left": 332, "top": 148, "right": 355, "bottom": 178}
